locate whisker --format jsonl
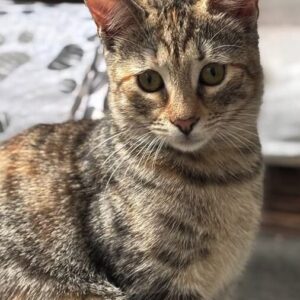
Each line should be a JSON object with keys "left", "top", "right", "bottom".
{"left": 137, "top": 137, "right": 160, "bottom": 171}
{"left": 103, "top": 133, "right": 151, "bottom": 191}
{"left": 220, "top": 127, "right": 258, "bottom": 150}
{"left": 90, "top": 124, "right": 151, "bottom": 159}
{"left": 210, "top": 44, "right": 244, "bottom": 52}
{"left": 122, "top": 136, "right": 155, "bottom": 181}
{"left": 152, "top": 138, "right": 165, "bottom": 170}
{"left": 214, "top": 130, "right": 247, "bottom": 159}
{"left": 143, "top": 138, "right": 161, "bottom": 176}
{"left": 227, "top": 126, "right": 259, "bottom": 138}
{"left": 87, "top": 130, "right": 130, "bottom": 157}
{"left": 207, "top": 20, "right": 240, "bottom": 45}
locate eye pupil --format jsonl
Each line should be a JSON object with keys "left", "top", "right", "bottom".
{"left": 137, "top": 70, "right": 164, "bottom": 93}
{"left": 211, "top": 68, "right": 217, "bottom": 77}
{"left": 146, "top": 74, "right": 152, "bottom": 84}
{"left": 199, "top": 63, "right": 226, "bottom": 87}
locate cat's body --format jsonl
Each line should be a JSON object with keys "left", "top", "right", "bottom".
{"left": 0, "top": 0, "right": 263, "bottom": 299}
{"left": 0, "top": 117, "right": 262, "bottom": 300}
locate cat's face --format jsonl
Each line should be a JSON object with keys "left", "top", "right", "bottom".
{"left": 86, "top": 0, "right": 263, "bottom": 153}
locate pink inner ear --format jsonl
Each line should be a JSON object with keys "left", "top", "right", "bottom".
{"left": 85, "top": 0, "right": 120, "bottom": 29}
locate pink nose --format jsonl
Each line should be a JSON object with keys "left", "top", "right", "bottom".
{"left": 171, "top": 117, "right": 199, "bottom": 135}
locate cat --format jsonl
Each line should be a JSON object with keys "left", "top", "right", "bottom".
{"left": 0, "top": 0, "right": 263, "bottom": 299}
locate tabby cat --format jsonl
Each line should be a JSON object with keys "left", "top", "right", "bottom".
{"left": 0, "top": 0, "right": 263, "bottom": 299}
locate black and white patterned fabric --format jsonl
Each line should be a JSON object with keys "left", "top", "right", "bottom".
{"left": 1, "top": 0, "right": 300, "bottom": 166}
{"left": 0, "top": 0, "right": 108, "bottom": 142}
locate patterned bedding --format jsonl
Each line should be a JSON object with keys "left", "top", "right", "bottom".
{"left": 1, "top": 0, "right": 300, "bottom": 166}
{"left": 0, "top": 0, "right": 107, "bottom": 141}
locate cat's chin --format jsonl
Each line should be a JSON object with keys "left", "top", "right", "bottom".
{"left": 168, "top": 139, "right": 208, "bottom": 153}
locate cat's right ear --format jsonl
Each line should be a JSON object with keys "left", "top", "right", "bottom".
{"left": 85, "top": 0, "right": 142, "bottom": 37}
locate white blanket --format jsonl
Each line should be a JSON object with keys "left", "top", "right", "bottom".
{"left": 1, "top": 0, "right": 300, "bottom": 167}
{"left": 0, "top": 1, "right": 107, "bottom": 142}
{"left": 259, "top": 26, "right": 300, "bottom": 165}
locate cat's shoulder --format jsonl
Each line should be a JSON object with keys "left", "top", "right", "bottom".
{"left": 0, "top": 119, "right": 105, "bottom": 206}
{"left": 0, "top": 119, "right": 103, "bottom": 183}
{"left": 0, "top": 119, "right": 100, "bottom": 152}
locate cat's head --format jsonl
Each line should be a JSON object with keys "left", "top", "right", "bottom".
{"left": 86, "top": 0, "right": 263, "bottom": 153}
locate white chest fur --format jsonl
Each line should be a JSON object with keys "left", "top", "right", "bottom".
{"left": 173, "top": 181, "right": 262, "bottom": 299}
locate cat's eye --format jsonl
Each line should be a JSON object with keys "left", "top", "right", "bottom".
{"left": 137, "top": 70, "right": 164, "bottom": 93}
{"left": 199, "top": 63, "right": 226, "bottom": 86}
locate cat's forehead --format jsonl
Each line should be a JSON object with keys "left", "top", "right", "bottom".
{"left": 143, "top": 3, "right": 204, "bottom": 63}
{"left": 154, "top": 38, "right": 201, "bottom": 68}
{"left": 147, "top": 16, "right": 240, "bottom": 67}
{"left": 138, "top": 0, "right": 209, "bottom": 21}
{"left": 138, "top": 0, "right": 201, "bottom": 10}
{"left": 110, "top": 1, "right": 248, "bottom": 71}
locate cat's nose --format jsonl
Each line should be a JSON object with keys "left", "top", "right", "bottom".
{"left": 171, "top": 117, "right": 199, "bottom": 136}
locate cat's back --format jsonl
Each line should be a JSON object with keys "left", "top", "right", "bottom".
{"left": 0, "top": 119, "right": 111, "bottom": 298}
{"left": 0, "top": 120, "right": 97, "bottom": 201}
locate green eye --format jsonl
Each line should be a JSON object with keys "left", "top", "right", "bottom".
{"left": 137, "top": 70, "right": 164, "bottom": 93}
{"left": 199, "top": 63, "right": 226, "bottom": 86}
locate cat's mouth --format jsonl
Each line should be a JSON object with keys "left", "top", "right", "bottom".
{"left": 167, "top": 135, "right": 209, "bottom": 153}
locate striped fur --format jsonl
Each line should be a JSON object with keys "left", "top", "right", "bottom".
{"left": 0, "top": 1, "right": 263, "bottom": 299}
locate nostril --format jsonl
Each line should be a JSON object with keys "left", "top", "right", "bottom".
{"left": 171, "top": 117, "right": 199, "bottom": 135}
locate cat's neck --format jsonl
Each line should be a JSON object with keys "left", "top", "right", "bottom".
{"left": 89, "top": 115, "right": 261, "bottom": 188}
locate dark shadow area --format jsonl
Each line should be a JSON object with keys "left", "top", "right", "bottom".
{"left": 238, "top": 232, "right": 300, "bottom": 300}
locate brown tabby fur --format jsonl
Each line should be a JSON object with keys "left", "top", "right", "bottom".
{"left": 0, "top": 0, "right": 263, "bottom": 299}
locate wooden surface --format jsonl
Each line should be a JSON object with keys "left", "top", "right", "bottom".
{"left": 264, "top": 166, "right": 300, "bottom": 234}
{"left": 263, "top": 211, "right": 300, "bottom": 235}
{"left": 265, "top": 167, "right": 300, "bottom": 213}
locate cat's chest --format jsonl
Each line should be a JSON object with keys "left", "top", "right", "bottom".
{"left": 146, "top": 185, "right": 260, "bottom": 299}
{"left": 111, "top": 176, "right": 261, "bottom": 298}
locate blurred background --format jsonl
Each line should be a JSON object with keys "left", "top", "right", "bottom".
{"left": 0, "top": 0, "right": 299, "bottom": 299}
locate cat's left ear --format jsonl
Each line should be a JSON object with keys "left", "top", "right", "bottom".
{"left": 200, "top": 0, "right": 259, "bottom": 24}
{"left": 217, "top": 0, "right": 258, "bottom": 18}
